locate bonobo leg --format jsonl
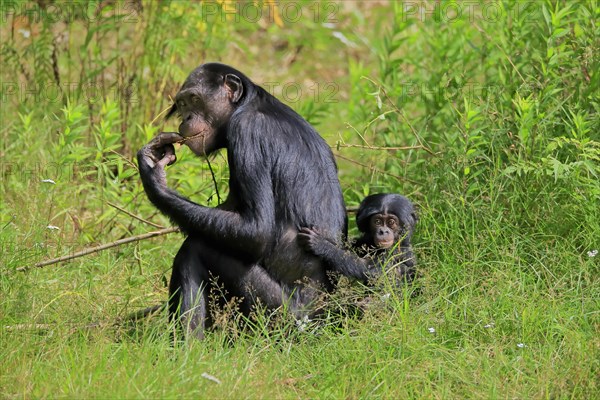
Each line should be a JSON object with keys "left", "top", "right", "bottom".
{"left": 169, "top": 236, "right": 289, "bottom": 339}
{"left": 169, "top": 237, "right": 210, "bottom": 340}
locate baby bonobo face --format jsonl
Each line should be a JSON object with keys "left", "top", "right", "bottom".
{"left": 369, "top": 213, "right": 401, "bottom": 248}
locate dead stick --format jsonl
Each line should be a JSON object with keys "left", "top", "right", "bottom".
{"left": 107, "top": 201, "right": 165, "bottom": 229}
{"left": 17, "top": 227, "right": 180, "bottom": 272}
{"left": 18, "top": 204, "right": 364, "bottom": 273}
{"left": 120, "top": 303, "right": 166, "bottom": 322}
{"left": 335, "top": 144, "right": 424, "bottom": 151}
{"left": 4, "top": 322, "right": 103, "bottom": 331}
{"left": 4, "top": 305, "right": 165, "bottom": 331}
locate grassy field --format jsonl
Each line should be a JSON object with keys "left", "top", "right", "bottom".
{"left": 1, "top": 1, "right": 598, "bottom": 398}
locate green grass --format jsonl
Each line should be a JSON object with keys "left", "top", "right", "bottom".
{"left": 3, "top": 235, "right": 597, "bottom": 398}
{"left": 1, "top": 1, "right": 598, "bottom": 398}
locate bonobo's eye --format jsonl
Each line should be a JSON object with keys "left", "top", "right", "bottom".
{"left": 191, "top": 95, "right": 202, "bottom": 106}
{"left": 387, "top": 218, "right": 396, "bottom": 227}
{"left": 374, "top": 218, "right": 383, "bottom": 226}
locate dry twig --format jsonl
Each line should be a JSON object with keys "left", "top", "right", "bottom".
{"left": 17, "top": 227, "right": 179, "bottom": 272}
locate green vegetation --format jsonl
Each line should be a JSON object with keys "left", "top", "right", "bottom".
{"left": 1, "top": 1, "right": 598, "bottom": 398}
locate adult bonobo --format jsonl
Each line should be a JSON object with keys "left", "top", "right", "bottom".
{"left": 299, "top": 194, "right": 418, "bottom": 284}
{"left": 137, "top": 63, "right": 366, "bottom": 339}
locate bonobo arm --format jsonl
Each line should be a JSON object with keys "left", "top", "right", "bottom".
{"left": 297, "top": 227, "right": 377, "bottom": 282}
{"left": 137, "top": 133, "right": 274, "bottom": 259}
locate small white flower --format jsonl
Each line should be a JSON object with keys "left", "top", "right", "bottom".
{"left": 18, "top": 29, "right": 30, "bottom": 38}
{"left": 46, "top": 225, "right": 60, "bottom": 230}
{"left": 41, "top": 179, "right": 56, "bottom": 184}
{"left": 484, "top": 323, "right": 495, "bottom": 329}
{"left": 428, "top": 327, "right": 436, "bottom": 333}
{"left": 517, "top": 343, "right": 526, "bottom": 348}
{"left": 296, "top": 315, "right": 311, "bottom": 332}
{"left": 380, "top": 293, "right": 391, "bottom": 301}
{"left": 587, "top": 249, "right": 598, "bottom": 257}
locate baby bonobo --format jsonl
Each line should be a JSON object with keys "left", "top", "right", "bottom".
{"left": 298, "top": 193, "right": 418, "bottom": 284}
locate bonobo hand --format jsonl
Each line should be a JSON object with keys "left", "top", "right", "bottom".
{"left": 297, "top": 227, "right": 336, "bottom": 256}
{"left": 137, "top": 132, "right": 183, "bottom": 191}
{"left": 138, "top": 132, "right": 183, "bottom": 168}
{"left": 137, "top": 132, "right": 183, "bottom": 187}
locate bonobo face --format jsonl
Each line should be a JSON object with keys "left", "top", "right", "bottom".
{"left": 369, "top": 213, "right": 401, "bottom": 248}
{"left": 167, "top": 66, "right": 244, "bottom": 156}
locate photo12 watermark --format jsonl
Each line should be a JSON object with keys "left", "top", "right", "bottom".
{"left": 199, "top": 1, "right": 339, "bottom": 24}
{"left": 398, "top": 1, "right": 537, "bottom": 24}
{"left": 260, "top": 81, "right": 339, "bottom": 104}
{"left": 397, "top": 81, "right": 504, "bottom": 104}
{"left": 1, "top": 1, "right": 140, "bottom": 24}
{"left": 1, "top": 161, "right": 106, "bottom": 185}
{"left": 1, "top": 81, "right": 138, "bottom": 105}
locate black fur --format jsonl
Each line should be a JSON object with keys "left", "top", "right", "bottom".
{"left": 137, "top": 63, "right": 351, "bottom": 339}
{"left": 299, "top": 193, "right": 417, "bottom": 284}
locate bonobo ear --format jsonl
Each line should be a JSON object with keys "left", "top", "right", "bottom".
{"left": 411, "top": 211, "right": 419, "bottom": 226}
{"left": 224, "top": 74, "right": 243, "bottom": 103}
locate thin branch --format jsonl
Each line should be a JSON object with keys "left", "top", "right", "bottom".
{"left": 4, "top": 322, "right": 102, "bottom": 331}
{"left": 150, "top": 103, "right": 174, "bottom": 125}
{"left": 107, "top": 201, "right": 165, "bottom": 229}
{"left": 17, "top": 227, "right": 180, "bottom": 272}
{"left": 334, "top": 153, "right": 422, "bottom": 186}
{"left": 335, "top": 144, "right": 424, "bottom": 151}
{"left": 4, "top": 304, "right": 166, "bottom": 331}
{"left": 206, "top": 157, "right": 222, "bottom": 204}
{"left": 361, "top": 76, "right": 437, "bottom": 156}
{"left": 472, "top": 22, "right": 526, "bottom": 84}
{"left": 120, "top": 303, "right": 166, "bottom": 322}
{"left": 109, "top": 149, "right": 137, "bottom": 169}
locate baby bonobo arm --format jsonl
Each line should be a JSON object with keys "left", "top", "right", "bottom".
{"left": 297, "top": 227, "right": 377, "bottom": 282}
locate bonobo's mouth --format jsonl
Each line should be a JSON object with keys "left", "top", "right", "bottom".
{"left": 177, "top": 129, "right": 208, "bottom": 144}
{"left": 377, "top": 240, "right": 395, "bottom": 249}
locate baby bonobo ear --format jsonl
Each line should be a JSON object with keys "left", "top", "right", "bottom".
{"left": 411, "top": 211, "right": 419, "bottom": 227}
{"left": 224, "top": 74, "right": 243, "bottom": 103}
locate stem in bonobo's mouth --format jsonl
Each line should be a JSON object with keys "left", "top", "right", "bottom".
{"left": 176, "top": 129, "right": 208, "bottom": 144}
